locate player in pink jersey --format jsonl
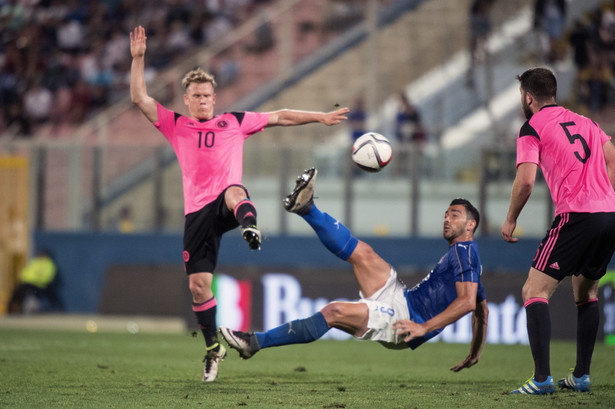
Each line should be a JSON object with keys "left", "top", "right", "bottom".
{"left": 129, "top": 25, "right": 349, "bottom": 382}
{"left": 503, "top": 67, "right": 615, "bottom": 395}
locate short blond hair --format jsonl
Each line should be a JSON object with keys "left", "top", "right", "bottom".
{"left": 181, "top": 68, "right": 217, "bottom": 90}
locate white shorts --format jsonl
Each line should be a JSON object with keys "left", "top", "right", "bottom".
{"left": 356, "top": 267, "right": 410, "bottom": 349}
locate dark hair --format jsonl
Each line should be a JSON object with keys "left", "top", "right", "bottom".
{"left": 450, "top": 198, "right": 480, "bottom": 233}
{"left": 516, "top": 67, "right": 557, "bottom": 102}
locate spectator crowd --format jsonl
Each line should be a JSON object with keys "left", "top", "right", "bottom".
{"left": 567, "top": 1, "right": 615, "bottom": 116}
{"left": 0, "top": 0, "right": 272, "bottom": 137}
{"left": 5, "top": 0, "right": 615, "bottom": 139}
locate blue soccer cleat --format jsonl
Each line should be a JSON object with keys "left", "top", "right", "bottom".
{"left": 558, "top": 372, "right": 590, "bottom": 392}
{"left": 510, "top": 375, "right": 556, "bottom": 395}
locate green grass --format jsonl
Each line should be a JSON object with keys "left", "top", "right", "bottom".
{"left": 1, "top": 328, "right": 614, "bottom": 408}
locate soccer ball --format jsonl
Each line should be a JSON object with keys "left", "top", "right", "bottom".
{"left": 352, "top": 132, "right": 393, "bottom": 172}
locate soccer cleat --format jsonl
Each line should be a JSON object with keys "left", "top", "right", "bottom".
{"left": 558, "top": 372, "right": 590, "bottom": 392}
{"left": 283, "top": 167, "right": 317, "bottom": 215}
{"left": 242, "top": 225, "right": 261, "bottom": 250}
{"left": 220, "top": 327, "right": 260, "bottom": 359}
{"left": 510, "top": 375, "right": 556, "bottom": 395}
{"left": 202, "top": 344, "right": 226, "bottom": 382}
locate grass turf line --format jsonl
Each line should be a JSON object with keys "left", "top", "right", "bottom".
{"left": 1, "top": 328, "right": 614, "bottom": 408}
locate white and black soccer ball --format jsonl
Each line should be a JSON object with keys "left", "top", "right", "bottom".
{"left": 352, "top": 132, "right": 393, "bottom": 172}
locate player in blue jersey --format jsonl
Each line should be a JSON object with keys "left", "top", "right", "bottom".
{"left": 221, "top": 168, "right": 489, "bottom": 371}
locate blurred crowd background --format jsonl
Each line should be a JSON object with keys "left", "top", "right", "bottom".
{"left": 3, "top": 0, "right": 615, "bottom": 320}
{"left": 1, "top": 0, "right": 384, "bottom": 138}
{"left": 1, "top": 0, "right": 276, "bottom": 136}
{"left": 0, "top": 0, "right": 612, "bottom": 239}
{"left": 3, "top": 0, "right": 615, "bottom": 138}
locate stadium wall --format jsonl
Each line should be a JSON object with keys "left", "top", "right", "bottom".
{"left": 33, "top": 231, "right": 615, "bottom": 343}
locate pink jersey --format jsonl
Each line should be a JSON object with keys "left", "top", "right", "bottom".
{"left": 154, "top": 103, "right": 269, "bottom": 214}
{"left": 516, "top": 105, "right": 615, "bottom": 215}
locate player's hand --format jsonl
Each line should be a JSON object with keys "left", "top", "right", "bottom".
{"left": 321, "top": 107, "right": 349, "bottom": 126}
{"left": 392, "top": 319, "right": 426, "bottom": 342}
{"left": 130, "top": 26, "right": 147, "bottom": 58}
{"left": 450, "top": 354, "right": 479, "bottom": 372}
{"left": 501, "top": 219, "right": 518, "bottom": 243}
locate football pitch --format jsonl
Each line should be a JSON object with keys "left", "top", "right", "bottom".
{"left": 1, "top": 328, "right": 614, "bottom": 408}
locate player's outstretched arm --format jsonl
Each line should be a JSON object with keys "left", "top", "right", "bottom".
{"left": 130, "top": 25, "right": 158, "bottom": 123}
{"left": 266, "top": 107, "right": 349, "bottom": 127}
{"left": 393, "top": 282, "right": 478, "bottom": 342}
{"left": 450, "top": 298, "right": 488, "bottom": 372}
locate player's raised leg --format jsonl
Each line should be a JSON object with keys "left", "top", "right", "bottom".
{"left": 221, "top": 311, "right": 330, "bottom": 359}
{"left": 226, "top": 185, "right": 261, "bottom": 250}
{"left": 284, "top": 167, "right": 390, "bottom": 297}
{"left": 221, "top": 302, "right": 370, "bottom": 359}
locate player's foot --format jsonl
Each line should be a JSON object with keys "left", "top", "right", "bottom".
{"left": 220, "top": 327, "right": 260, "bottom": 359}
{"left": 202, "top": 344, "right": 226, "bottom": 382}
{"left": 283, "top": 167, "right": 317, "bottom": 215}
{"left": 558, "top": 372, "right": 590, "bottom": 392}
{"left": 242, "top": 225, "right": 261, "bottom": 250}
{"left": 510, "top": 375, "right": 555, "bottom": 395}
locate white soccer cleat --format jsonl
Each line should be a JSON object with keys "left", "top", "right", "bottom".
{"left": 283, "top": 167, "right": 317, "bottom": 215}
{"left": 220, "top": 327, "right": 260, "bottom": 360}
{"left": 202, "top": 344, "right": 226, "bottom": 382}
{"left": 242, "top": 225, "right": 261, "bottom": 250}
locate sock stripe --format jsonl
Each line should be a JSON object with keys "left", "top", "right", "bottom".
{"left": 234, "top": 200, "right": 255, "bottom": 218}
{"left": 336, "top": 236, "right": 359, "bottom": 260}
{"left": 193, "top": 297, "right": 217, "bottom": 312}
{"left": 524, "top": 297, "right": 549, "bottom": 308}
{"left": 576, "top": 298, "right": 599, "bottom": 307}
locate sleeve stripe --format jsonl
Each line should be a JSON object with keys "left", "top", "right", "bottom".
{"left": 453, "top": 245, "right": 464, "bottom": 282}
{"left": 231, "top": 111, "right": 245, "bottom": 125}
{"left": 468, "top": 243, "right": 476, "bottom": 282}
{"left": 454, "top": 243, "right": 480, "bottom": 283}
{"left": 519, "top": 121, "right": 540, "bottom": 141}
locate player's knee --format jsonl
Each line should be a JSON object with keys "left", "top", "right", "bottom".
{"left": 189, "top": 280, "right": 212, "bottom": 301}
{"left": 225, "top": 185, "right": 248, "bottom": 209}
{"left": 320, "top": 302, "right": 345, "bottom": 323}
{"left": 188, "top": 282, "right": 203, "bottom": 298}
{"left": 521, "top": 282, "right": 531, "bottom": 301}
{"left": 348, "top": 241, "right": 389, "bottom": 277}
{"left": 350, "top": 241, "right": 378, "bottom": 264}
{"left": 573, "top": 287, "right": 599, "bottom": 303}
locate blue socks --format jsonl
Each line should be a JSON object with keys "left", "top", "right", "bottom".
{"left": 253, "top": 205, "right": 355, "bottom": 349}
{"left": 301, "top": 205, "right": 358, "bottom": 260}
{"left": 256, "top": 312, "right": 330, "bottom": 348}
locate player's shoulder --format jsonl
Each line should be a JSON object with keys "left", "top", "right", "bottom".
{"left": 220, "top": 111, "right": 251, "bottom": 126}
{"left": 451, "top": 240, "right": 476, "bottom": 249}
{"left": 156, "top": 103, "right": 181, "bottom": 121}
{"left": 519, "top": 105, "right": 569, "bottom": 140}
{"left": 565, "top": 109, "right": 602, "bottom": 129}
{"left": 450, "top": 241, "right": 480, "bottom": 257}
{"left": 519, "top": 119, "right": 540, "bottom": 140}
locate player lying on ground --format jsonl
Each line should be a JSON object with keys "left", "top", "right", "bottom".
{"left": 221, "top": 168, "right": 489, "bottom": 371}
